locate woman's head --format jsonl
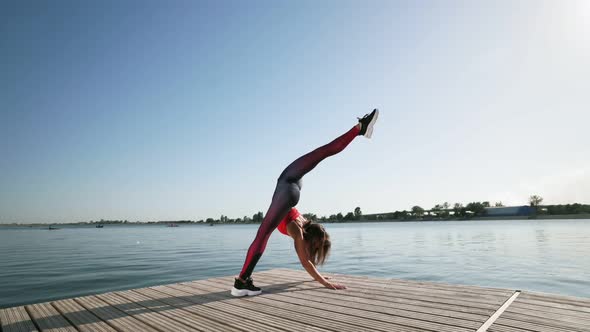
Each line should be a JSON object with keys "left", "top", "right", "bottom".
{"left": 303, "top": 222, "right": 331, "bottom": 266}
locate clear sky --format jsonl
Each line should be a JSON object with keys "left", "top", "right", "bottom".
{"left": 1, "top": 1, "right": 589, "bottom": 223}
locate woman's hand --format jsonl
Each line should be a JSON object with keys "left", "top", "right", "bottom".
{"left": 323, "top": 281, "right": 346, "bottom": 290}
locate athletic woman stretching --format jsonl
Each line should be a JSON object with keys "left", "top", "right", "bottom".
{"left": 231, "top": 109, "right": 379, "bottom": 297}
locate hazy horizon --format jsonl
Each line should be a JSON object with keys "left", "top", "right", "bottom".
{"left": 2, "top": 1, "right": 589, "bottom": 224}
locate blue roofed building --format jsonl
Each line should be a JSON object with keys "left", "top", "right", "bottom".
{"left": 484, "top": 206, "right": 534, "bottom": 217}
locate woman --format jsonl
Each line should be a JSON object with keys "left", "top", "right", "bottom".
{"left": 232, "top": 109, "right": 379, "bottom": 296}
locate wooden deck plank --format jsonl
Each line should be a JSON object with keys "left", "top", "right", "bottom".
{"left": 0, "top": 306, "right": 39, "bottom": 332}
{"left": 25, "top": 302, "right": 77, "bottom": 332}
{"left": 489, "top": 290, "right": 590, "bottom": 332}
{"left": 267, "top": 269, "right": 510, "bottom": 305}
{"left": 176, "top": 279, "right": 472, "bottom": 332}
{"left": 271, "top": 267, "right": 514, "bottom": 296}
{"left": 250, "top": 272, "right": 495, "bottom": 317}
{"left": 499, "top": 312, "right": 590, "bottom": 331}
{"left": 74, "top": 295, "right": 160, "bottom": 332}
{"left": 517, "top": 292, "right": 590, "bottom": 313}
{"left": 506, "top": 304, "right": 590, "bottom": 323}
{"left": 192, "top": 279, "right": 483, "bottom": 332}
{"left": 95, "top": 291, "right": 201, "bottom": 332}
{"left": 237, "top": 274, "right": 491, "bottom": 323}
{"left": 132, "top": 287, "right": 285, "bottom": 332}
{"left": 149, "top": 284, "right": 332, "bottom": 332}
{"left": 256, "top": 269, "right": 504, "bottom": 310}
{"left": 161, "top": 283, "right": 349, "bottom": 332}
{"left": 4, "top": 269, "right": 590, "bottom": 332}
{"left": 520, "top": 291, "right": 590, "bottom": 307}
{"left": 116, "top": 289, "right": 243, "bottom": 332}
{"left": 264, "top": 269, "right": 508, "bottom": 302}
{"left": 195, "top": 274, "right": 489, "bottom": 328}
{"left": 51, "top": 299, "right": 117, "bottom": 332}
{"left": 168, "top": 282, "right": 428, "bottom": 332}
{"left": 251, "top": 273, "right": 497, "bottom": 316}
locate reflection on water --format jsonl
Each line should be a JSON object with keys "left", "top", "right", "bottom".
{"left": 1, "top": 219, "right": 589, "bottom": 308}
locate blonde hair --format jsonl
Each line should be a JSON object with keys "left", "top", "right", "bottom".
{"left": 303, "top": 223, "right": 331, "bottom": 265}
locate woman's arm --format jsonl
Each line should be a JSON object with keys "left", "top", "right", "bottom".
{"left": 288, "top": 225, "right": 345, "bottom": 289}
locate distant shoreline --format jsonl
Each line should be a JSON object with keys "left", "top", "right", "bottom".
{"left": 1, "top": 214, "right": 589, "bottom": 227}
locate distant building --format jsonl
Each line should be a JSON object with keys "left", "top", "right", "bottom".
{"left": 484, "top": 206, "right": 534, "bottom": 217}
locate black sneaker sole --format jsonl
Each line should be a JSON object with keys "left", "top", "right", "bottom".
{"left": 363, "top": 108, "right": 379, "bottom": 138}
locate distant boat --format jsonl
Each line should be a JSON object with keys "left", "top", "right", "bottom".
{"left": 167, "top": 223, "right": 179, "bottom": 227}
{"left": 48, "top": 225, "right": 60, "bottom": 230}
{"left": 96, "top": 225, "right": 104, "bottom": 228}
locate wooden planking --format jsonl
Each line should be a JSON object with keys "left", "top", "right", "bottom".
{"left": 52, "top": 299, "right": 117, "bottom": 332}
{"left": 272, "top": 267, "right": 514, "bottom": 297}
{"left": 191, "top": 278, "right": 481, "bottom": 332}
{"left": 178, "top": 277, "right": 470, "bottom": 332}
{"left": 194, "top": 275, "right": 487, "bottom": 330}
{"left": 95, "top": 291, "right": 200, "bottom": 332}
{"left": 268, "top": 269, "right": 511, "bottom": 306}
{"left": 489, "top": 291, "right": 590, "bottom": 332}
{"left": 3, "top": 268, "right": 590, "bottom": 332}
{"left": 0, "top": 306, "right": 39, "bottom": 332}
{"left": 169, "top": 281, "right": 427, "bottom": 332}
{"left": 26, "top": 302, "right": 77, "bottom": 332}
{"left": 252, "top": 271, "right": 499, "bottom": 316}
{"left": 520, "top": 291, "right": 590, "bottom": 307}
{"left": 116, "top": 289, "right": 243, "bottom": 332}
{"left": 264, "top": 269, "right": 508, "bottom": 309}
{"left": 516, "top": 293, "right": 590, "bottom": 314}
{"left": 240, "top": 274, "right": 491, "bottom": 323}
{"left": 74, "top": 295, "right": 160, "bottom": 332}
{"left": 147, "top": 284, "right": 331, "bottom": 332}
{"left": 258, "top": 269, "right": 504, "bottom": 311}
{"left": 253, "top": 272, "right": 497, "bottom": 316}
{"left": 132, "top": 286, "right": 286, "bottom": 332}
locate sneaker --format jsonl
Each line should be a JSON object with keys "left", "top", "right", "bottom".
{"left": 358, "top": 108, "right": 379, "bottom": 138}
{"left": 231, "top": 277, "right": 262, "bottom": 297}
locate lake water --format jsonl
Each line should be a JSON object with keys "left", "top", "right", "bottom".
{"left": 1, "top": 219, "right": 589, "bottom": 308}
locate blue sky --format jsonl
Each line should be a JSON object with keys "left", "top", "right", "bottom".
{"left": 1, "top": 1, "right": 588, "bottom": 223}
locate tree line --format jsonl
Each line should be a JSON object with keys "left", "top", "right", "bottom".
{"left": 7, "top": 195, "right": 588, "bottom": 226}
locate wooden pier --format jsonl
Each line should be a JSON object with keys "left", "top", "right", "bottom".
{"left": 1, "top": 268, "right": 589, "bottom": 332}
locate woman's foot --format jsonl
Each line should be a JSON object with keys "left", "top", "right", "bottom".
{"left": 358, "top": 109, "right": 379, "bottom": 138}
{"left": 231, "top": 277, "right": 262, "bottom": 297}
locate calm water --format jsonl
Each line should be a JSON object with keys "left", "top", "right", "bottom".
{"left": 1, "top": 219, "right": 589, "bottom": 308}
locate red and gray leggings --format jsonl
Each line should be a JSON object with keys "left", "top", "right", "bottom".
{"left": 239, "top": 125, "right": 360, "bottom": 280}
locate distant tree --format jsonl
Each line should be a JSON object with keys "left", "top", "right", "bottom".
{"left": 329, "top": 214, "right": 337, "bottom": 221}
{"left": 431, "top": 204, "right": 443, "bottom": 217}
{"left": 303, "top": 213, "right": 317, "bottom": 222}
{"left": 443, "top": 202, "right": 450, "bottom": 210}
{"left": 453, "top": 203, "right": 464, "bottom": 217}
{"left": 344, "top": 212, "right": 355, "bottom": 220}
{"left": 336, "top": 213, "right": 344, "bottom": 221}
{"left": 206, "top": 218, "right": 215, "bottom": 224}
{"left": 466, "top": 202, "right": 486, "bottom": 216}
{"left": 252, "top": 212, "right": 264, "bottom": 223}
{"left": 495, "top": 201, "right": 504, "bottom": 207}
{"left": 411, "top": 206, "right": 425, "bottom": 217}
{"left": 482, "top": 201, "right": 490, "bottom": 208}
{"left": 392, "top": 210, "right": 409, "bottom": 220}
{"left": 354, "top": 207, "right": 362, "bottom": 220}
{"left": 529, "top": 195, "right": 543, "bottom": 207}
